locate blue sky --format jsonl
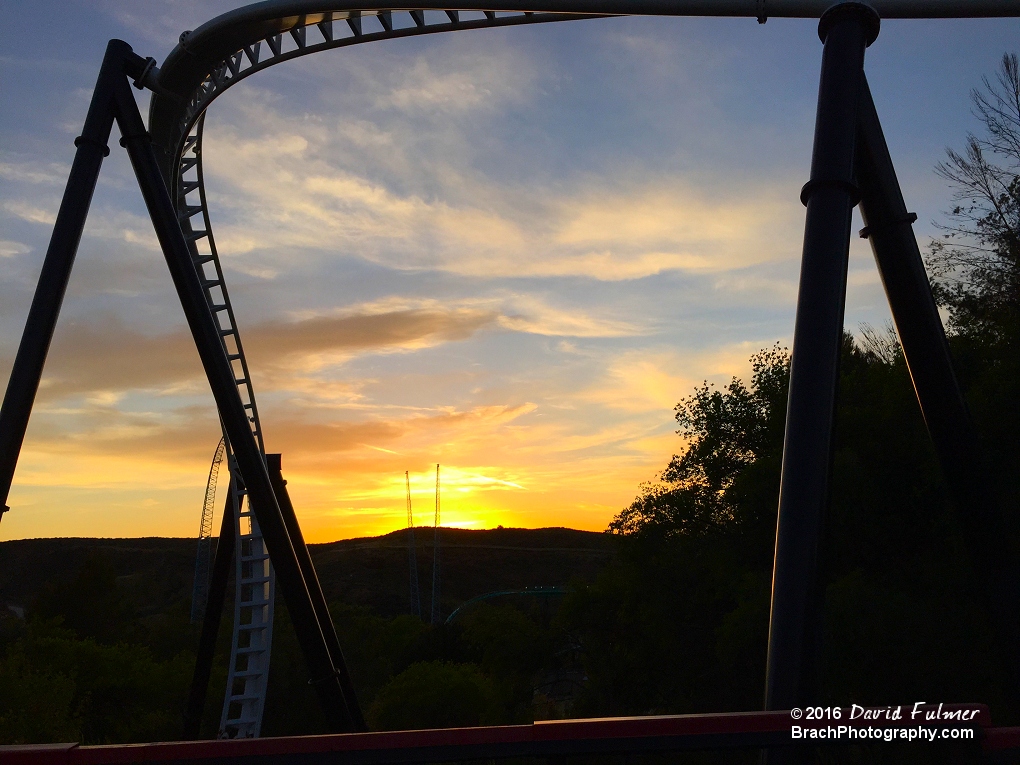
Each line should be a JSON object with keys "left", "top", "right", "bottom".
{"left": 1, "top": 1, "right": 1017, "bottom": 541}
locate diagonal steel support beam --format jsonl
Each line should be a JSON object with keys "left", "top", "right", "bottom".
{"left": 855, "top": 76, "right": 989, "bottom": 521}
{"left": 0, "top": 42, "right": 123, "bottom": 522}
{"left": 109, "top": 45, "right": 360, "bottom": 733}
{"left": 855, "top": 75, "right": 1019, "bottom": 683}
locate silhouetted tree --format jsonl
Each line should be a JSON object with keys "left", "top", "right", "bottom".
{"left": 368, "top": 661, "right": 502, "bottom": 730}
{"left": 609, "top": 344, "right": 788, "bottom": 542}
{"left": 926, "top": 52, "right": 1020, "bottom": 550}
{"left": 927, "top": 53, "right": 1020, "bottom": 345}
{"left": 31, "top": 553, "right": 136, "bottom": 645}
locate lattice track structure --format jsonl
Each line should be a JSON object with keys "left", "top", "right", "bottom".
{"left": 150, "top": 9, "right": 599, "bottom": 734}
{"left": 190, "top": 436, "right": 226, "bottom": 624}
{"left": 176, "top": 113, "right": 278, "bottom": 738}
{"left": 219, "top": 456, "right": 277, "bottom": 738}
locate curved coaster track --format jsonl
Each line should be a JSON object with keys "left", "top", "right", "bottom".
{"left": 138, "top": 0, "right": 1020, "bottom": 740}
{"left": 151, "top": 7, "right": 599, "bottom": 737}
{"left": 0, "top": 0, "right": 1016, "bottom": 748}
{"left": 190, "top": 436, "right": 225, "bottom": 625}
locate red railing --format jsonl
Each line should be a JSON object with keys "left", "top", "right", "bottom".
{"left": 2, "top": 705, "right": 1014, "bottom": 765}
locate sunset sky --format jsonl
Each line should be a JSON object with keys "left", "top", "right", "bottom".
{"left": 1, "top": 1, "right": 1017, "bottom": 542}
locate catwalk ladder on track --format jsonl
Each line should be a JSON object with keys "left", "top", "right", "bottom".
{"left": 218, "top": 461, "right": 276, "bottom": 738}
{"left": 175, "top": 116, "right": 276, "bottom": 739}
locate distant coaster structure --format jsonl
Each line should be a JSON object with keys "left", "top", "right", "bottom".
{"left": 0, "top": 0, "right": 1017, "bottom": 757}
{"left": 190, "top": 436, "right": 225, "bottom": 626}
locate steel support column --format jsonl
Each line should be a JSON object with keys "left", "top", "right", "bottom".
{"left": 267, "top": 454, "right": 366, "bottom": 731}
{"left": 0, "top": 36, "right": 360, "bottom": 735}
{"left": 764, "top": 1, "right": 879, "bottom": 726}
{"left": 184, "top": 481, "right": 237, "bottom": 739}
{"left": 106, "top": 47, "right": 357, "bottom": 732}
{"left": 855, "top": 76, "right": 1019, "bottom": 680}
{"left": 0, "top": 43, "right": 125, "bottom": 521}
{"left": 855, "top": 78, "right": 989, "bottom": 518}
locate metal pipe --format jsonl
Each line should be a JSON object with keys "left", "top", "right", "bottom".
{"left": 855, "top": 78, "right": 988, "bottom": 521}
{"left": 764, "top": 0, "right": 878, "bottom": 721}
{"left": 266, "top": 454, "right": 367, "bottom": 731}
{"left": 183, "top": 478, "right": 237, "bottom": 739}
{"left": 855, "top": 75, "right": 1019, "bottom": 684}
{"left": 108, "top": 55, "right": 357, "bottom": 732}
{"left": 170, "top": 0, "right": 1020, "bottom": 59}
{"left": 146, "top": 0, "right": 1020, "bottom": 187}
{"left": 0, "top": 40, "right": 124, "bottom": 521}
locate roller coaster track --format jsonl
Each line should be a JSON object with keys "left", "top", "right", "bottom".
{"left": 146, "top": 0, "right": 1020, "bottom": 190}
{"left": 190, "top": 436, "right": 226, "bottom": 624}
{"left": 148, "top": 8, "right": 605, "bottom": 183}
{"left": 150, "top": 5, "right": 600, "bottom": 738}
{"left": 174, "top": 113, "right": 278, "bottom": 739}
{"left": 140, "top": 0, "right": 1020, "bottom": 741}
{"left": 219, "top": 460, "right": 277, "bottom": 738}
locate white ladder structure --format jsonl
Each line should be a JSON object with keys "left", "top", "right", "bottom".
{"left": 218, "top": 461, "right": 276, "bottom": 738}
{"left": 174, "top": 115, "right": 277, "bottom": 739}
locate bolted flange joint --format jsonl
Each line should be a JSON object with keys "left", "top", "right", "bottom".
{"left": 818, "top": 1, "right": 880, "bottom": 46}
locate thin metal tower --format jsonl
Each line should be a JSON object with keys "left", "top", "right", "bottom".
{"left": 431, "top": 464, "right": 441, "bottom": 625}
{"left": 406, "top": 471, "right": 421, "bottom": 619}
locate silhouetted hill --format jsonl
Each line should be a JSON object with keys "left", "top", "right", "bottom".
{"left": 0, "top": 527, "right": 614, "bottom": 618}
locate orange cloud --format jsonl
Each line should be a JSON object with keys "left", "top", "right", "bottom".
{"left": 21, "top": 307, "right": 499, "bottom": 401}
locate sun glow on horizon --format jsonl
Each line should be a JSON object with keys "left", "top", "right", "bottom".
{"left": 9, "top": 9, "right": 1009, "bottom": 544}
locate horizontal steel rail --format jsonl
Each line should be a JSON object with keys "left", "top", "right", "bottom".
{"left": 147, "top": 0, "right": 1020, "bottom": 185}
{"left": 0, "top": 705, "right": 998, "bottom": 765}
{"left": 148, "top": 10, "right": 593, "bottom": 184}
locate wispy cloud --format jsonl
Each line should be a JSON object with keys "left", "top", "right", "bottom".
{"left": 22, "top": 305, "right": 499, "bottom": 400}
{"left": 203, "top": 117, "right": 802, "bottom": 280}
{"left": 0, "top": 160, "right": 69, "bottom": 186}
{"left": 0, "top": 241, "right": 30, "bottom": 258}
{"left": 372, "top": 49, "right": 538, "bottom": 114}
{"left": 3, "top": 201, "right": 56, "bottom": 226}
{"left": 27, "top": 287, "right": 661, "bottom": 401}
{"left": 196, "top": 38, "right": 805, "bottom": 283}
{"left": 92, "top": 0, "right": 242, "bottom": 48}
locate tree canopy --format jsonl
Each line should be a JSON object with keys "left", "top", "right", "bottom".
{"left": 928, "top": 53, "right": 1020, "bottom": 348}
